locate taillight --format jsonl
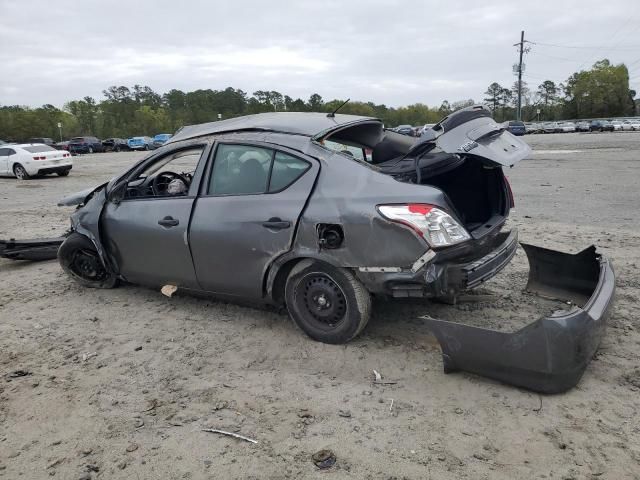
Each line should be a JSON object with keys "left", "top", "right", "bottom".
{"left": 378, "top": 203, "right": 471, "bottom": 248}
{"left": 504, "top": 176, "right": 515, "bottom": 208}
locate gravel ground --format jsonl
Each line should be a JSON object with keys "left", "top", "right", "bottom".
{"left": 1, "top": 132, "right": 639, "bottom": 479}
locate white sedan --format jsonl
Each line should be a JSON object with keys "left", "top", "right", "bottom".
{"left": 0, "top": 143, "right": 73, "bottom": 179}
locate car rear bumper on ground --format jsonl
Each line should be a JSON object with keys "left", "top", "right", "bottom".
{"left": 424, "top": 243, "right": 615, "bottom": 393}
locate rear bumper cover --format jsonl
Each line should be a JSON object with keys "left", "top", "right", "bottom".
{"left": 424, "top": 243, "right": 615, "bottom": 393}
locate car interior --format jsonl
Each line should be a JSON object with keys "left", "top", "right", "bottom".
{"left": 124, "top": 147, "right": 204, "bottom": 198}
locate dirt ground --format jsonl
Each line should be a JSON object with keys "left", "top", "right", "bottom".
{"left": 1, "top": 132, "right": 639, "bottom": 479}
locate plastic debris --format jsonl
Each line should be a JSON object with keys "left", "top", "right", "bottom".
{"left": 161, "top": 285, "right": 178, "bottom": 297}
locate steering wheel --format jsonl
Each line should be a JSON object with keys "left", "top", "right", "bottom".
{"left": 152, "top": 171, "right": 189, "bottom": 196}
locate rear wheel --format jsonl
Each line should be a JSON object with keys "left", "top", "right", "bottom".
{"left": 57, "top": 169, "right": 70, "bottom": 177}
{"left": 13, "top": 164, "right": 30, "bottom": 180}
{"left": 115, "top": 145, "right": 121, "bottom": 152}
{"left": 88, "top": 146, "right": 94, "bottom": 154}
{"left": 285, "top": 260, "right": 371, "bottom": 344}
{"left": 58, "top": 233, "right": 117, "bottom": 288}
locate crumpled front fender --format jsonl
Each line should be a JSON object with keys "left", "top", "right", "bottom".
{"left": 424, "top": 243, "right": 615, "bottom": 394}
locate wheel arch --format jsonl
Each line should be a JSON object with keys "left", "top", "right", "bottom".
{"left": 264, "top": 251, "right": 346, "bottom": 305}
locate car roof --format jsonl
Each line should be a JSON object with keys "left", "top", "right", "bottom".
{"left": 168, "top": 112, "right": 379, "bottom": 144}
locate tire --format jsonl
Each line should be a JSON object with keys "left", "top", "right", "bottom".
{"left": 285, "top": 260, "right": 371, "bottom": 344}
{"left": 58, "top": 233, "right": 118, "bottom": 289}
{"left": 13, "top": 164, "right": 30, "bottom": 180}
{"left": 57, "top": 169, "right": 70, "bottom": 177}
{"left": 115, "top": 145, "right": 121, "bottom": 152}
{"left": 144, "top": 145, "right": 149, "bottom": 151}
{"left": 88, "top": 146, "right": 94, "bottom": 154}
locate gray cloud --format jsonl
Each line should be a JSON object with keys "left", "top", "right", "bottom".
{"left": 1, "top": 0, "right": 638, "bottom": 107}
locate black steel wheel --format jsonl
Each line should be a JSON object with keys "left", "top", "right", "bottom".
{"left": 58, "top": 233, "right": 117, "bottom": 288}
{"left": 285, "top": 260, "right": 371, "bottom": 344}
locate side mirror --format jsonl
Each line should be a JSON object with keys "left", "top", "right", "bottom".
{"left": 108, "top": 182, "right": 127, "bottom": 204}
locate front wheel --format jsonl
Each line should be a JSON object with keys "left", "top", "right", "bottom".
{"left": 58, "top": 233, "right": 118, "bottom": 288}
{"left": 285, "top": 260, "right": 371, "bottom": 344}
{"left": 13, "top": 164, "right": 30, "bottom": 180}
{"left": 88, "top": 146, "right": 94, "bottom": 154}
{"left": 115, "top": 145, "right": 121, "bottom": 152}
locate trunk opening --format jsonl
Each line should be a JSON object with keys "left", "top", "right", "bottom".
{"left": 423, "top": 158, "right": 507, "bottom": 235}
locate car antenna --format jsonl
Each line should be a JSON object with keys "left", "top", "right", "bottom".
{"left": 326, "top": 98, "right": 350, "bottom": 118}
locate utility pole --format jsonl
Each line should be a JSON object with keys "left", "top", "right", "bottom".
{"left": 516, "top": 30, "right": 524, "bottom": 121}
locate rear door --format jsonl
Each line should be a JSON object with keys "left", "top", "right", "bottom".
{"left": 189, "top": 142, "right": 319, "bottom": 298}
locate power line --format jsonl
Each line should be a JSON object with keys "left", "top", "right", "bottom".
{"left": 528, "top": 40, "right": 640, "bottom": 51}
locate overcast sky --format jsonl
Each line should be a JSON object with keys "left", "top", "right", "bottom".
{"left": 1, "top": 0, "right": 639, "bottom": 108}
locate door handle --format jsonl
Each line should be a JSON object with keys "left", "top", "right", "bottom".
{"left": 262, "top": 218, "right": 291, "bottom": 230}
{"left": 158, "top": 216, "right": 179, "bottom": 227}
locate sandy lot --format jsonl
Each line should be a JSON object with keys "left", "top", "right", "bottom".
{"left": 1, "top": 132, "right": 639, "bottom": 479}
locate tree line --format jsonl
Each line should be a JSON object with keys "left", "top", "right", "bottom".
{"left": 0, "top": 58, "right": 636, "bottom": 141}
{"left": 484, "top": 59, "right": 636, "bottom": 122}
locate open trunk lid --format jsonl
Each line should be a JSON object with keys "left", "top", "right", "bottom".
{"left": 414, "top": 106, "right": 531, "bottom": 167}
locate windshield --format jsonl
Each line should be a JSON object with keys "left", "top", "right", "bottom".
{"left": 23, "top": 145, "right": 57, "bottom": 153}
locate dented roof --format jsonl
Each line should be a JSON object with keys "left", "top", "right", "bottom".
{"left": 167, "top": 112, "right": 380, "bottom": 144}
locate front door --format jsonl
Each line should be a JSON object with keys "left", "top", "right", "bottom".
{"left": 101, "top": 145, "right": 207, "bottom": 288}
{"left": 189, "top": 142, "right": 319, "bottom": 299}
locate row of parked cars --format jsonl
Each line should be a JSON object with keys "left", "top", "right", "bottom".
{"left": 516, "top": 119, "right": 640, "bottom": 135}
{"left": 13, "top": 133, "right": 173, "bottom": 155}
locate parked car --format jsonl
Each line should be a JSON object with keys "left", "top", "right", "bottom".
{"left": 55, "top": 140, "right": 71, "bottom": 151}
{"left": 621, "top": 120, "right": 635, "bottom": 131}
{"left": 558, "top": 122, "right": 576, "bottom": 133}
{"left": 55, "top": 108, "right": 615, "bottom": 393}
{"left": 0, "top": 139, "right": 6, "bottom": 145}
{"left": 27, "top": 137, "right": 56, "bottom": 147}
{"left": 589, "top": 120, "right": 614, "bottom": 132}
{"left": 627, "top": 119, "right": 640, "bottom": 130}
{"left": 127, "top": 136, "right": 153, "bottom": 150}
{"left": 102, "top": 138, "right": 129, "bottom": 152}
{"left": 393, "top": 125, "right": 416, "bottom": 136}
{"left": 505, "top": 120, "right": 526, "bottom": 136}
{"left": 0, "top": 143, "right": 72, "bottom": 179}
{"left": 575, "top": 121, "right": 590, "bottom": 132}
{"left": 151, "top": 133, "right": 173, "bottom": 149}
{"left": 68, "top": 136, "right": 104, "bottom": 154}
{"left": 610, "top": 120, "right": 624, "bottom": 131}
{"left": 542, "top": 122, "right": 557, "bottom": 133}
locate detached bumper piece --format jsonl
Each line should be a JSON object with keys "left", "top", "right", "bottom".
{"left": 0, "top": 237, "right": 65, "bottom": 261}
{"left": 424, "top": 243, "right": 615, "bottom": 393}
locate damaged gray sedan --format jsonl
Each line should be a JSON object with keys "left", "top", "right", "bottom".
{"left": 53, "top": 106, "right": 615, "bottom": 393}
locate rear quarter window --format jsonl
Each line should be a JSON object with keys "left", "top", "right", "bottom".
{"left": 268, "top": 152, "right": 310, "bottom": 192}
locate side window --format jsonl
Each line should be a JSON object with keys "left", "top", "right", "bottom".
{"left": 268, "top": 152, "right": 310, "bottom": 192}
{"left": 124, "top": 146, "right": 205, "bottom": 199}
{"left": 209, "top": 144, "right": 272, "bottom": 195}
